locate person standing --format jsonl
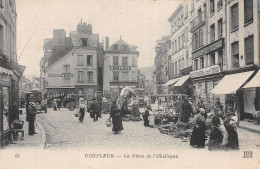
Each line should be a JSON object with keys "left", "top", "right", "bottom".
{"left": 143, "top": 105, "right": 152, "bottom": 127}
{"left": 53, "top": 98, "right": 57, "bottom": 111}
{"left": 233, "top": 96, "right": 241, "bottom": 125}
{"left": 174, "top": 97, "right": 184, "bottom": 122}
{"left": 42, "top": 98, "right": 47, "bottom": 113}
{"left": 224, "top": 112, "right": 239, "bottom": 150}
{"left": 215, "top": 98, "right": 222, "bottom": 109}
{"left": 190, "top": 108, "right": 206, "bottom": 148}
{"left": 78, "top": 98, "right": 85, "bottom": 123}
{"left": 26, "top": 102, "right": 37, "bottom": 135}
{"left": 57, "top": 98, "right": 61, "bottom": 110}
{"left": 90, "top": 98, "right": 101, "bottom": 122}
{"left": 183, "top": 98, "right": 192, "bottom": 123}
{"left": 109, "top": 101, "right": 123, "bottom": 134}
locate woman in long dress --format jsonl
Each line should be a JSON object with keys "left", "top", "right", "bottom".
{"left": 109, "top": 101, "right": 124, "bottom": 134}
{"left": 190, "top": 108, "right": 206, "bottom": 148}
{"left": 208, "top": 115, "right": 224, "bottom": 151}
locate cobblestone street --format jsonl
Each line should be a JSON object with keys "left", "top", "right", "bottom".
{"left": 36, "top": 108, "right": 260, "bottom": 152}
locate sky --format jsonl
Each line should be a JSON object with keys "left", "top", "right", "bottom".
{"left": 16, "top": 0, "right": 181, "bottom": 76}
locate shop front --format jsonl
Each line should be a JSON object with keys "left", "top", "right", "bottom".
{"left": 190, "top": 65, "right": 224, "bottom": 105}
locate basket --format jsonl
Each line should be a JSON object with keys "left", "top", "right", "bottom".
{"left": 13, "top": 120, "right": 24, "bottom": 129}
{"left": 106, "top": 119, "right": 112, "bottom": 127}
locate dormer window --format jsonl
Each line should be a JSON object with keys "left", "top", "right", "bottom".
{"left": 81, "top": 38, "right": 88, "bottom": 47}
{"left": 114, "top": 45, "right": 118, "bottom": 50}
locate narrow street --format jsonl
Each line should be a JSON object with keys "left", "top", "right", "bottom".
{"left": 35, "top": 108, "right": 260, "bottom": 151}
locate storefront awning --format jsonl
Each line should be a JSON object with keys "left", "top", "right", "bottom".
{"left": 243, "top": 70, "right": 260, "bottom": 88}
{"left": 211, "top": 71, "right": 254, "bottom": 94}
{"left": 162, "top": 78, "right": 179, "bottom": 86}
{"left": 172, "top": 75, "right": 190, "bottom": 87}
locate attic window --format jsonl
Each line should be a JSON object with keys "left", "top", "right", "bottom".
{"left": 81, "top": 38, "right": 88, "bottom": 47}
{"left": 114, "top": 45, "right": 118, "bottom": 50}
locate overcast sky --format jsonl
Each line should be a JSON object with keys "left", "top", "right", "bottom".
{"left": 16, "top": 0, "right": 181, "bottom": 76}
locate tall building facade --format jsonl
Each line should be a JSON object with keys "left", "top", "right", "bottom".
{"left": 0, "top": 0, "right": 25, "bottom": 147}
{"left": 103, "top": 37, "right": 139, "bottom": 96}
{"left": 41, "top": 22, "right": 103, "bottom": 99}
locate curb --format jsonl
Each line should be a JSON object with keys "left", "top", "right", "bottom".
{"left": 36, "top": 121, "right": 46, "bottom": 149}
{"left": 239, "top": 125, "right": 260, "bottom": 134}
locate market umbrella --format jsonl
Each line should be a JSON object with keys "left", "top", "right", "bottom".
{"left": 120, "top": 87, "right": 134, "bottom": 97}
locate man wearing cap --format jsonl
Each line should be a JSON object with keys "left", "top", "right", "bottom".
{"left": 26, "top": 101, "right": 37, "bottom": 135}
{"left": 90, "top": 98, "right": 101, "bottom": 122}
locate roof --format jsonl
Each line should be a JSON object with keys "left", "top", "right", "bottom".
{"left": 168, "top": 4, "right": 183, "bottom": 22}
{"left": 106, "top": 38, "right": 138, "bottom": 52}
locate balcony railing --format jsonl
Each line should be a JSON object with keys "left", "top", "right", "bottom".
{"left": 190, "top": 12, "right": 206, "bottom": 32}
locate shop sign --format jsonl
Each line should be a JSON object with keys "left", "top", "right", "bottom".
{"left": 190, "top": 65, "right": 221, "bottom": 78}
{"left": 48, "top": 73, "right": 74, "bottom": 77}
{"left": 192, "top": 38, "right": 223, "bottom": 59}
{"left": 110, "top": 66, "right": 131, "bottom": 71}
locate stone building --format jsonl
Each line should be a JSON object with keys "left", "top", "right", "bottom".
{"left": 0, "top": 0, "right": 25, "bottom": 147}
{"left": 103, "top": 37, "right": 139, "bottom": 96}
{"left": 41, "top": 22, "right": 103, "bottom": 100}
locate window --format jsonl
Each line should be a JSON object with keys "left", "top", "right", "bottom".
{"left": 78, "top": 71, "right": 84, "bottom": 83}
{"left": 231, "top": 41, "right": 239, "bottom": 68}
{"left": 122, "top": 71, "right": 128, "bottom": 81}
{"left": 217, "top": 0, "right": 223, "bottom": 10}
{"left": 113, "top": 71, "right": 119, "bottom": 81}
{"left": 122, "top": 57, "right": 128, "bottom": 66}
{"left": 87, "top": 55, "right": 93, "bottom": 66}
{"left": 210, "top": 53, "right": 216, "bottom": 65}
{"left": 132, "top": 71, "right": 136, "bottom": 81}
{"left": 186, "top": 51, "right": 189, "bottom": 65}
{"left": 218, "top": 18, "right": 223, "bottom": 38}
{"left": 172, "top": 63, "right": 175, "bottom": 75}
{"left": 231, "top": 3, "right": 239, "bottom": 31}
{"left": 0, "top": 24, "right": 3, "bottom": 51}
{"left": 175, "top": 61, "right": 177, "bottom": 75}
{"left": 77, "top": 55, "right": 84, "bottom": 66}
{"left": 181, "top": 34, "right": 184, "bottom": 48}
{"left": 132, "top": 57, "right": 136, "bottom": 66}
{"left": 191, "top": 0, "right": 194, "bottom": 12}
{"left": 244, "top": 0, "right": 253, "bottom": 25}
{"left": 0, "top": 0, "right": 3, "bottom": 8}
{"left": 175, "top": 40, "right": 177, "bottom": 51}
{"left": 194, "top": 59, "right": 198, "bottom": 70}
{"left": 245, "top": 35, "right": 254, "bottom": 65}
{"left": 199, "top": 29, "right": 204, "bottom": 47}
{"left": 172, "top": 42, "right": 175, "bottom": 53}
{"left": 114, "top": 45, "right": 118, "bottom": 50}
{"left": 63, "top": 78, "right": 70, "bottom": 86}
{"left": 87, "top": 71, "right": 94, "bottom": 82}
{"left": 178, "top": 37, "right": 181, "bottom": 50}
{"left": 218, "top": 50, "right": 223, "bottom": 68}
{"left": 113, "top": 56, "right": 118, "bottom": 66}
{"left": 81, "top": 38, "right": 88, "bottom": 47}
{"left": 210, "top": 0, "right": 215, "bottom": 15}
{"left": 185, "top": 4, "right": 188, "bottom": 18}
{"left": 63, "top": 65, "right": 70, "bottom": 73}
{"left": 210, "top": 24, "right": 215, "bottom": 43}
{"left": 200, "top": 57, "right": 204, "bottom": 68}
{"left": 184, "top": 27, "right": 188, "bottom": 42}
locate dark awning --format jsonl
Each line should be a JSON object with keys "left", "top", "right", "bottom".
{"left": 0, "top": 57, "right": 26, "bottom": 76}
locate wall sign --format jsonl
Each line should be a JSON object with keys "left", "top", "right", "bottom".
{"left": 190, "top": 65, "right": 221, "bottom": 78}
{"left": 48, "top": 73, "right": 74, "bottom": 77}
{"left": 74, "top": 66, "right": 95, "bottom": 70}
{"left": 110, "top": 66, "right": 131, "bottom": 71}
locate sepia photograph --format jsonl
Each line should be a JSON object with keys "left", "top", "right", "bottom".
{"left": 0, "top": 0, "right": 260, "bottom": 168}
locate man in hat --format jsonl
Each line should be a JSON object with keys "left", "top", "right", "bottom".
{"left": 90, "top": 97, "right": 101, "bottom": 122}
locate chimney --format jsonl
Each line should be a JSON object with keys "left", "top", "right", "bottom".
{"left": 105, "top": 37, "right": 109, "bottom": 49}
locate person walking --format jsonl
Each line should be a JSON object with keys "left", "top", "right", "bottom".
{"left": 109, "top": 101, "right": 123, "bottom": 134}
{"left": 90, "top": 98, "right": 101, "bottom": 122}
{"left": 26, "top": 102, "right": 37, "bottom": 135}
{"left": 79, "top": 98, "right": 86, "bottom": 123}
{"left": 190, "top": 108, "right": 206, "bottom": 148}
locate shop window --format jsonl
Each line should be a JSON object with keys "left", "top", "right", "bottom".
{"left": 200, "top": 57, "right": 204, "bottom": 68}
{"left": 122, "top": 71, "right": 128, "bottom": 81}
{"left": 231, "top": 41, "right": 239, "bottom": 68}
{"left": 87, "top": 71, "right": 93, "bottom": 83}
{"left": 3, "top": 87, "right": 10, "bottom": 131}
{"left": 113, "top": 56, "right": 118, "bottom": 66}
{"left": 210, "top": 0, "right": 215, "bottom": 15}
{"left": 210, "top": 53, "right": 216, "bottom": 65}
{"left": 77, "top": 55, "right": 84, "bottom": 66}
{"left": 244, "top": 0, "right": 253, "bottom": 25}
{"left": 245, "top": 35, "right": 254, "bottom": 65}
{"left": 231, "top": 3, "right": 239, "bottom": 32}
{"left": 78, "top": 71, "right": 84, "bottom": 83}
{"left": 122, "top": 57, "right": 128, "bottom": 66}
{"left": 63, "top": 78, "right": 70, "bottom": 86}
{"left": 87, "top": 55, "right": 93, "bottom": 66}
{"left": 218, "top": 18, "right": 223, "bottom": 38}
{"left": 210, "top": 24, "right": 215, "bottom": 43}
{"left": 113, "top": 71, "right": 119, "bottom": 81}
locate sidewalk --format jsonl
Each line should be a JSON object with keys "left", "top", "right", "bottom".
{"left": 4, "top": 110, "right": 45, "bottom": 149}
{"left": 239, "top": 120, "right": 260, "bottom": 134}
